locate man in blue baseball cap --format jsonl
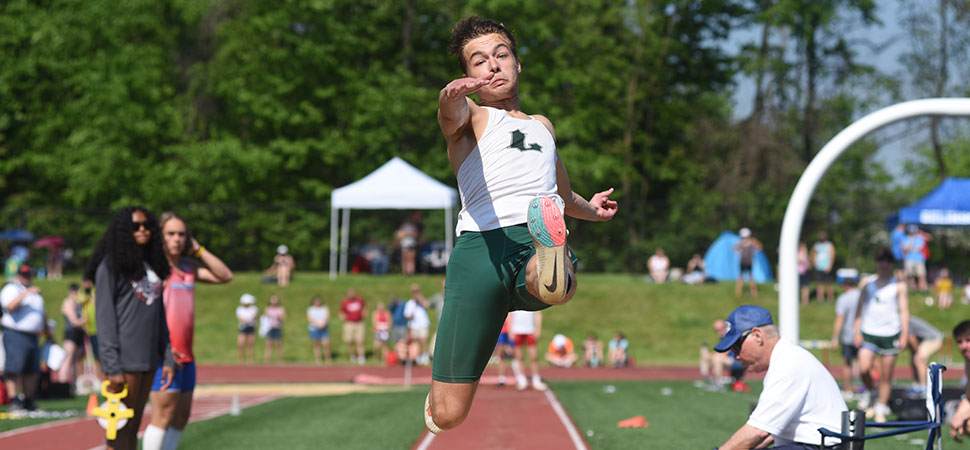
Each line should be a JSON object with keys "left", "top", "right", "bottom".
{"left": 713, "top": 305, "right": 847, "bottom": 450}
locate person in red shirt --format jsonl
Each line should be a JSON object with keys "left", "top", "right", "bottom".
{"left": 339, "top": 289, "right": 367, "bottom": 364}
{"left": 372, "top": 301, "right": 391, "bottom": 363}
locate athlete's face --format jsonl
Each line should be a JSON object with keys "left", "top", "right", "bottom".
{"left": 462, "top": 33, "right": 520, "bottom": 100}
{"left": 162, "top": 218, "right": 187, "bottom": 257}
{"left": 957, "top": 334, "right": 970, "bottom": 360}
{"left": 131, "top": 210, "right": 151, "bottom": 246}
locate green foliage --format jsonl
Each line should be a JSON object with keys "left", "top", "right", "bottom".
{"left": 2, "top": 1, "right": 966, "bottom": 273}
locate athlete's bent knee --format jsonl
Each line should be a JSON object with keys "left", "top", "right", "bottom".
{"left": 433, "top": 404, "right": 470, "bottom": 430}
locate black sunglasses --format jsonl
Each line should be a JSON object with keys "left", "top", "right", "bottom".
{"left": 131, "top": 221, "right": 150, "bottom": 231}
{"left": 731, "top": 329, "right": 753, "bottom": 355}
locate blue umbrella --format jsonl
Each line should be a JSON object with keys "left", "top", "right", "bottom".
{"left": 0, "top": 229, "right": 35, "bottom": 242}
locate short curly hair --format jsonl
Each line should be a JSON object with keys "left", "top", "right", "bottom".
{"left": 85, "top": 206, "right": 170, "bottom": 282}
{"left": 448, "top": 16, "right": 517, "bottom": 73}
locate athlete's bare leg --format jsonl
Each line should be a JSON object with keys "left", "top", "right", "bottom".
{"left": 427, "top": 380, "right": 479, "bottom": 430}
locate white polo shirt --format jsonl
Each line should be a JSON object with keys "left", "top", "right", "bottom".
{"left": 0, "top": 281, "right": 46, "bottom": 334}
{"left": 403, "top": 299, "right": 430, "bottom": 331}
{"left": 747, "top": 339, "right": 846, "bottom": 446}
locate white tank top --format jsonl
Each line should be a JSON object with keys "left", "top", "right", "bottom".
{"left": 455, "top": 106, "right": 563, "bottom": 235}
{"left": 860, "top": 278, "right": 902, "bottom": 336}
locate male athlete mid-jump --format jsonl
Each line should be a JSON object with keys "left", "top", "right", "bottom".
{"left": 425, "top": 16, "right": 618, "bottom": 433}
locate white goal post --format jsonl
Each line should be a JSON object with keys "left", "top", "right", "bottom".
{"left": 778, "top": 98, "right": 970, "bottom": 343}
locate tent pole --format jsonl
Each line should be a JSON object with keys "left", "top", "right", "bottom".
{"left": 340, "top": 208, "right": 351, "bottom": 275}
{"left": 330, "top": 206, "right": 338, "bottom": 279}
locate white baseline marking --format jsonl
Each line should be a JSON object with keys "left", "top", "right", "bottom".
{"left": 414, "top": 430, "right": 436, "bottom": 450}
{"left": 544, "top": 389, "right": 588, "bottom": 450}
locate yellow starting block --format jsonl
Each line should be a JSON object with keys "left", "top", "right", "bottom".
{"left": 90, "top": 381, "right": 134, "bottom": 440}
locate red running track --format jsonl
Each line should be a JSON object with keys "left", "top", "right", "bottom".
{"left": 412, "top": 385, "right": 588, "bottom": 450}
{"left": 1, "top": 363, "right": 960, "bottom": 449}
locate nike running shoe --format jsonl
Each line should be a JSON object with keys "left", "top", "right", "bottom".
{"left": 425, "top": 393, "right": 442, "bottom": 434}
{"left": 527, "top": 196, "right": 570, "bottom": 305}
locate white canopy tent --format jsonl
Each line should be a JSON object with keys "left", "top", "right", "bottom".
{"left": 329, "top": 157, "right": 459, "bottom": 279}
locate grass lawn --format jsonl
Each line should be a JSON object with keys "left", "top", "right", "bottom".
{"left": 32, "top": 271, "right": 968, "bottom": 365}
{"left": 179, "top": 390, "right": 428, "bottom": 449}
{"left": 0, "top": 396, "right": 87, "bottom": 432}
{"left": 555, "top": 380, "right": 939, "bottom": 450}
{"left": 171, "top": 381, "right": 937, "bottom": 450}
{"left": 0, "top": 382, "right": 945, "bottom": 448}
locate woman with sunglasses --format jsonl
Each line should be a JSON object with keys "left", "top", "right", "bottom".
{"left": 142, "top": 211, "right": 232, "bottom": 450}
{"left": 87, "top": 207, "right": 175, "bottom": 450}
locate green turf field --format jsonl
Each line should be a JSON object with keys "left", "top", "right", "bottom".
{"left": 170, "top": 381, "right": 938, "bottom": 450}
{"left": 31, "top": 272, "right": 968, "bottom": 365}
{"left": 0, "top": 396, "right": 87, "bottom": 432}
{"left": 0, "top": 381, "right": 947, "bottom": 448}
{"left": 179, "top": 390, "right": 428, "bottom": 449}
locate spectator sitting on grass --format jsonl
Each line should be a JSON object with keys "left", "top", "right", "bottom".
{"left": 583, "top": 332, "right": 604, "bottom": 368}
{"left": 647, "top": 248, "right": 670, "bottom": 283}
{"left": 608, "top": 332, "right": 630, "bottom": 368}
{"left": 700, "top": 320, "right": 734, "bottom": 390}
{"left": 545, "top": 333, "right": 577, "bottom": 368}
{"left": 682, "top": 254, "right": 706, "bottom": 285}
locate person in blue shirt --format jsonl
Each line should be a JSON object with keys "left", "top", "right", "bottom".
{"left": 901, "top": 225, "right": 929, "bottom": 292}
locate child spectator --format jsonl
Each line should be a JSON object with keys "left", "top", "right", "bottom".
{"left": 307, "top": 296, "right": 331, "bottom": 364}
{"left": 935, "top": 268, "right": 954, "bottom": 309}
{"left": 236, "top": 294, "right": 258, "bottom": 362}
{"left": 263, "top": 296, "right": 286, "bottom": 363}
{"left": 608, "top": 332, "right": 630, "bottom": 368}
{"left": 583, "top": 332, "right": 604, "bottom": 368}
{"left": 372, "top": 302, "right": 391, "bottom": 363}
{"left": 545, "top": 333, "right": 577, "bottom": 368}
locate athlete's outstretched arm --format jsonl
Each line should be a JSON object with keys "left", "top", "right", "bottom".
{"left": 438, "top": 74, "right": 493, "bottom": 140}
{"left": 556, "top": 158, "right": 618, "bottom": 222}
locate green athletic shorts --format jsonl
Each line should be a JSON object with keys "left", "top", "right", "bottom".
{"left": 432, "top": 224, "right": 577, "bottom": 383}
{"left": 861, "top": 332, "right": 901, "bottom": 356}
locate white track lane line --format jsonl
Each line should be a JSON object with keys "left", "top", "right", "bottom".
{"left": 414, "top": 430, "right": 436, "bottom": 450}
{"left": 544, "top": 389, "right": 588, "bottom": 450}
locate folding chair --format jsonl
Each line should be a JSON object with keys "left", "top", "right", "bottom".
{"left": 818, "top": 363, "right": 946, "bottom": 450}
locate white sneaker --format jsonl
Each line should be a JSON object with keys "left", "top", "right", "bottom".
{"left": 856, "top": 392, "right": 872, "bottom": 411}
{"left": 516, "top": 376, "right": 528, "bottom": 391}
{"left": 532, "top": 379, "right": 548, "bottom": 391}
{"left": 424, "top": 393, "right": 442, "bottom": 434}
{"left": 874, "top": 403, "right": 890, "bottom": 423}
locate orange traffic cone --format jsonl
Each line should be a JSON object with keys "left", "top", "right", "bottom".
{"left": 86, "top": 393, "right": 98, "bottom": 415}
{"left": 617, "top": 415, "right": 649, "bottom": 428}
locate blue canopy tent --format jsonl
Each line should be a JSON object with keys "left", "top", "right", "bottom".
{"left": 898, "top": 178, "right": 970, "bottom": 227}
{"left": 703, "top": 230, "right": 774, "bottom": 283}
